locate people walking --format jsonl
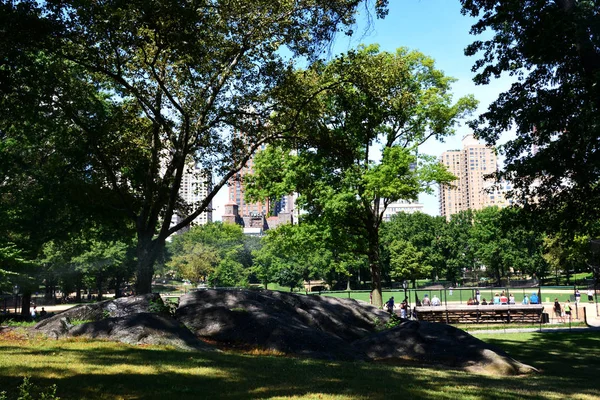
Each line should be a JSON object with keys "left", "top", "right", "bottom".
{"left": 385, "top": 296, "right": 395, "bottom": 314}
{"left": 554, "top": 298, "right": 564, "bottom": 323}
{"left": 563, "top": 300, "right": 572, "bottom": 322}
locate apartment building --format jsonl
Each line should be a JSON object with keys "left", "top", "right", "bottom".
{"left": 439, "top": 134, "right": 506, "bottom": 219}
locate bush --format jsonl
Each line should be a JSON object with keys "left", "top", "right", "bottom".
{"left": 148, "top": 298, "right": 176, "bottom": 316}
{"left": 0, "top": 377, "right": 59, "bottom": 400}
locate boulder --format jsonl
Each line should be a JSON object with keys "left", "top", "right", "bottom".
{"left": 352, "top": 320, "right": 537, "bottom": 375}
{"left": 68, "top": 313, "right": 214, "bottom": 351}
{"left": 176, "top": 289, "right": 390, "bottom": 360}
{"left": 35, "top": 294, "right": 162, "bottom": 339}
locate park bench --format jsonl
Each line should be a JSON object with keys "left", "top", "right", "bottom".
{"left": 414, "top": 304, "right": 545, "bottom": 324}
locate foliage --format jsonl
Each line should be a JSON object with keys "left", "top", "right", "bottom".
{"left": 2, "top": 320, "right": 36, "bottom": 328}
{"left": 166, "top": 223, "right": 250, "bottom": 287}
{"left": 388, "top": 239, "right": 431, "bottom": 284}
{"left": 384, "top": 313, "right": 403, "bottom": 329}
{"left": 380, "top": 212, "right": 445, "bottom": 284}
{"left": 0, "top": 377, "right": 60, "bottom": 400}
{"left": 460, "top": 0, "right": 600, "bottom": 234}
{"left": 0, "top": 0, "right": 389, "bottom": 295}
{"left": 542, "top": 233, "right": 591, "bottom": 285}
{"left": 147, "top": 298, "right": 175, "bottom": 317}
{"left": 470, "top": 207, "right": 546, "bottom": 285}
{"left": 245, "top": 45, "right": 476, "bottom": 305}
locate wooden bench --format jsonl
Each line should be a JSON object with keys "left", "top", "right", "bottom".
{"left": 414, "top": 304, "right": 545, "bottom": 324}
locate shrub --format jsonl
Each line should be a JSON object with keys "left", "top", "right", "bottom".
{"left": 0, "top": 377, "right": 60, "bottom": 400}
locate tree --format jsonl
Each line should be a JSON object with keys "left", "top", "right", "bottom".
{"left": 166, "top": 222, "right": 250, "bottom": 287}
{"left": 380, "top": 212, "right": 446, "bottom": 284}
{"left": 1, "top": 0, "right": 389, "bottom": 294}
{"left": 470, "top": 206, "right": 545, "bottom": 285}
{"left": 388, "top": 239, "right": 430, "bottom": 286}
{"left": 439, "top": 210, "right": 476, "bottom": 285}
{"left": 252, "top": 222, "right": 338, "bottom": 291}
{"left": 460, "top": 0, "right": 600, "bottom": 233}
{"left": 246, "top": 45, "right": 476, "bottom": 306}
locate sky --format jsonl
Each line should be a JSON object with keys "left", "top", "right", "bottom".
{"left": 213, "top": 0, "right": 515, "bottom": 220}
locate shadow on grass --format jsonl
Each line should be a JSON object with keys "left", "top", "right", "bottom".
{"left": 0, "top": 331, "right": 598, "bottom": 399}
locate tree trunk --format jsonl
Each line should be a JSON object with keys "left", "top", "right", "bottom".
{"left": 96, "top": 275, "right": 103, "bottom": 301}
{"left": 75, "top": 283, "right": 81, "bottom": 303}
{"left": 20, "top": 291, "right": 31, "bottom": 318}
{"left": 114, "top": 276, "right": 123, "bottom": 298}
{"left": 136, "top": 235, "right": 163, "bottom": 294}
{"left": 369, "top": 236, "right": 383, "bottom": 308}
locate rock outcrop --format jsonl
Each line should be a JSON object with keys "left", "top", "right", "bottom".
{"left": 33, "top": 289, "right": 537, "bottom": 375}
{"left": 176, "top": 289, "right": 388, "bottom": 360}
{"left": 352, "top": 320, "right": 536, "bottom": 375}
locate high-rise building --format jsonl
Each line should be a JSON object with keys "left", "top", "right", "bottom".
{"left": 224, "top": 148, "right": 294, "bottom": 234}
{"left": 169, "top": 164, "right": 213, "bottom": 234}
{"left": 439, "top": 134, "right": 503, "bottom": 219}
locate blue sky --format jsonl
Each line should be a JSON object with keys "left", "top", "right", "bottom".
{"left": 213, "top": 0, "right": 514, "bottom": 219}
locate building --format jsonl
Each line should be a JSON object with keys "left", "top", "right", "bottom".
{"left": 224, "top": 148, "right": 294, "bottom": 235}
{"left": 439, "top": 134, "right": 505, "bottom": 219}
{"left": 381, "top": 200, "right": 424, "bottom": 222}
{"left": 169, "top": 164, "right": 213, "bottom": 235}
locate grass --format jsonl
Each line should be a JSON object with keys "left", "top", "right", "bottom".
{"left": 0, "top": 328, "right": 599, "bottom": 399}
{"left": 0, "top": 319, "right": 36, "bottom": 328}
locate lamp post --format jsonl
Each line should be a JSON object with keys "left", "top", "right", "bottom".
{"left": 13, "top": 285, "right": 19, "bottom": 314}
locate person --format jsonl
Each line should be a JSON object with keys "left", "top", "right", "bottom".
{"left": 481, "top": 298, "right": 488, "bottom": 305}
{"left": 522, "top": 295, "right": 530, "bottom": 305}
{"left": 588, "top": 288, "right": 594, "bottom": 303}
{"left": 467, "top": 297, "right": 474, "bottom": 306}
{"left": 40, "top": 307, "right": 47, "bottom": 317}
{"left": 385, "top": 296, "right": 395, "bottom": 314}
{"left": 449, "top": 287, "right": 453, "bottom": 296}
{"left": 475, "top": 289, "right": 481, "bottom": 304}
{"left": 530, "top": 292, "right": 539, "bottom": 304}
{"left": 554, "top": 298, "right": 564, "bottom": 323}
{"left": 422, "top": 294, "right": 431, "bottom": 306}
{"left": 564, "top": 300, "right": 572, "bottom": 321}
{"left": 575, "top": 289, "right": 581, "bottom": 305}
{"left": 508, "top": 293, "right": 515, "bottom": 304}
{"left": 400, "top": 300, "right": 408, "bottom": 318}
{"left": 431, "top": 294, "right": 441, "bottom": 306}
{"left": 493, "top": 293, "right": 501, "bottom": 305}
{"left": 500, "top": 293, "right": 508, "bottom": 305}
{"left": 369, "top": 292, "right": 373, "bottom": 305}
{"left": 30, "top": 306, "right": 37, "bottom": 319}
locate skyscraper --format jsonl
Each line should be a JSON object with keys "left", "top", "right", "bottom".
{"left": 439, "top": 134, "right": 504, "bottom": 219}
{"left": 169, "top": 164, "right": 213, "bottom": 235}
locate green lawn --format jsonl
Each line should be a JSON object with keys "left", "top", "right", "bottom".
{"left": 0, "top": 329, "right": 598, "bottom": 399}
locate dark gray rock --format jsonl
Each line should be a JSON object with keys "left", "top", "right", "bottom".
{"left": 69, "top": 313, "right": 214, "bottom": 351}
{"left": 176, "top": 289, "right": 389, "bottom": 360}
{"left": 34, "top": 294, "right": 162, "bottom": 338}
{"left": 352, "top": 320, "right": 537, "bottom": 375}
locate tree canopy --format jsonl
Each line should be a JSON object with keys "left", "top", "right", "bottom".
{"left": 0, "top": 0, "right": 389, "bottom": 294}
{"left": 461, "top": 0, "right": 600, "bottom": 233}
{"left": 245, "top": 45, "right": 476, "bottom": 306}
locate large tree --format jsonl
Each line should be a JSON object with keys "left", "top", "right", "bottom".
{"left": 460, "top": 0, "right": 600, "bottom": 233}
{"left": 380, "top": 212, "right": 446, "bottom": 285}
{"left": 245, "top": 45, "right": 476, "bottom": 306}
{"left": 1, "top": 0, "right": 389, "bottom": 294}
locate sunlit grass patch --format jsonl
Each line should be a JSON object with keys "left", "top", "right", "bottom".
{"left": 0, "top": 328, "right": 599, "bottom": 399}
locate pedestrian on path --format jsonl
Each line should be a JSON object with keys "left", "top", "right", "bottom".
{"left": 554, "top": 298, "right": 564, "bottom": 323}
{"left": 588, "top": 288, "right": 594, "bottom": 303}
{"left": 564, "top": 300, "right": 572, "bottom": 322}
{"left": 575, "top": 289, "right": 581, "bottom": 305}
